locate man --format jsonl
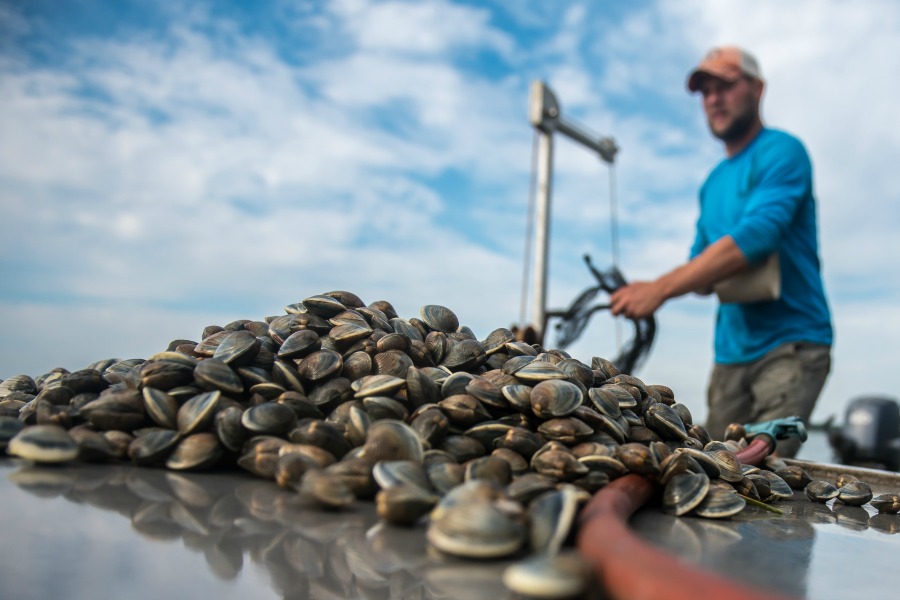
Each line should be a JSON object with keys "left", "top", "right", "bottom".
{"left": 610, "top": 46, "right": 832, "bottom": 457}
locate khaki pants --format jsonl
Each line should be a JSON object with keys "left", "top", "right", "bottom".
{"left": 705, "top": 342, "right": 831, "bottom": 458}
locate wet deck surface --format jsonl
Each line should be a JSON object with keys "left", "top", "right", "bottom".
{"left": 632, "top": 481, "right": 900, "bottom": 599}
{"left": 0, "top": 459, "right": 517, "bottom": 600}
{"left": 2, "top": 458, "right": 900, "bottom": 599}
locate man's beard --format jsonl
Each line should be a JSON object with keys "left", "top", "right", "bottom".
{"left": 710, "top": 108, "right": 756, "bottom": 144}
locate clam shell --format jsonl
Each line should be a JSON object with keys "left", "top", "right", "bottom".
{"left": 376, "top": 484, "right": 439, "bottom": 525}
{"left": 165, "top": 433, "right": 223, "bottom": 471}
{"left": 530, "top": 380, "right": 583, "bottom": 419}
{"left": 663, "top": 472, "right": 710, "bottom": 516}
{"left": 128, "top": 429, "right": 181, "bottom": 465}
{"left": 420, "top": 305, "right": 460, "bottom": 333}
{"left": 871, "top": 493, "right": 900, "bottom": 514}
{"left": 7, "top": 424, "right": 79, "bottom": 463}
{"left": 241, "top": 402, "right": 298, "bottom": 436}
{"left": 193, "top": 358, "right": 243, "bottom": 394}
{"left": 692, "top": 486, "right": 746, "bottom": 519}
{"left": 502, "top": 551, "right": 591, "bottom": 600}
{"left": 361, "top": 419, "right": 424, "bottom": 464}
{"left": 805, "top": 480, "right": 840, "bottom": 503}
{"left": 177, "top": 391, "right": 222, "bottom": 435}
{"left": 837, "top": 481, "right": 873, "bottom": 506}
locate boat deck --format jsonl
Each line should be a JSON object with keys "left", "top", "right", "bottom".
{"left": 1, "top": 458, "right": 898, "bottom": 599}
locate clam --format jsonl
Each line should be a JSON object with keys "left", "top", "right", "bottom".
{"left": 587, "top": 387, "right": 621, "bottom": 420}
{"left": 491, "top": 448, "right": 529, "bottom": 476}
{"left": 439, "top": 434, "right": 486, "bottom": 463}
{"left": 212, "top": 330, "right": 260, "bottom": 365}
{"left": 663, "top": 472, "right": 710, "bottom": 516}
{"left": 237, "top": 435, "right": 287, "bottom": 478}
{"left": 142, "top": 387, "right": 179, "bottom": 430}
{"left": 775, "top": 465, "right": 812, "bottom": 490}
{"left": 374, "top": 349, "right": 415, "bottom": 378}
{"left": 176, "top": 391, "right": 221, "bottom": 435}
{"left": 427, "top": 491, "right": 525, "bottom": 559}
{"left": 427, "top": 461, "right": 466, "bottom": 495}
{"left": 420, "top": 305, "right": 459, "bottom": 334}
{"left": 537, "top": 417, "right": 593, "bottom": 445}
{"left": 273, "top": 451, "right": 318, "bottom": 490}
{"left": 324, "top": 456, "right": 379, "bottom": 499}
{"left": 353, "top": 374, "right": 406, "bottom": 398}
{"left": 464, "top": 421, "right": 512, "bottom": 452}
{"left": 464, "top": 456, "right": 513, "bottom": 486}
{"left": 692, "top": 486, "right": 746, "bottom": 519}
{"left": 139, "top": 361, "right": 195, "bottom": 390}
{"left": 530, "top": 380, "right": 583, "bottom": 419}
{"left": 193, "top": 358, "right": 243, "bottom": 394}
{"left": 482, "top": 328, "right": 516, "bottom": 355}
{"left": 241, "top": 402, "right": 298, "bottom": 436}
{"left": 643, "top": 402, "right": 689, "bottom": 441}
{"left": 494, "top": 427, "right": 545, "bottom": 460}
{"left": 837, "top": 481, "right": 873, "bottom": 506}
{"left": 376, "top": 484, "right": 439, "bottom": 525}
{"left": 756, "top": 470, "right": 794, "bottom": 500}
{"left": 302, "top": 294, "right": 348, "bottom": 317}
{"left": 68, "top": 427, "right": 118, "bottom": 462}
{"left": 465, "top": 377, "right": 506, "bottom": 410}
{"left": 297, "top": 349, "right": 343, "bottom": 382}
{"left": 79, "top": 390, "right": 146, "bottom": 431}
{"left": 165, "top": 432, "right": 223, "bottom": 471}
{"left": 7, "top": 424, "right": 79, "bottom": 463}
{"left": 705, "top": 447, "right": 743, "bottom": 483}
{"left": 299, "top": 468, "right": 356, "bottom": 510}
{"left": 806, "top": 480, "right": 840, "bottom": 503}
{"left": 871, "top": 493, "right": 900, "bottom": 514}
{"left": 531, "top": 443, "right": 589, "bottom": 482}
{"left": 514, "top": 361, "right": 567, "bottom": 383}
{"left": 441, "top": 339, "right": 487, "bottom": 372}
{"left": 501, "top": 384, "right": 533, "bottom": 413}
{"left": 288, "top": 419, "right": 352, "bottom": 460}
{"left": 277, "top": 330, "right": 321, "bottom": 360}
{"left": 529, "top": 485, "right": 579, "bottom": 554}
{"left": 373, "top": 460, "right": 433, "bottom": 492}
{"left": 359, "top": 419, "right": 424, "bottom": 464}
{"left": 439, "top": 394, "right": 491, "bottom": 428}
{"left": 503, "top": 551, "right": 592, "bottom": 600}
{"left": 128, "top": 429, "right": 182, "bottom": 466}
{"left": 213, "top": 405, "right": 247, "bottom": 452}
{"left": 615, "top": 443, "right": 660, "bottom": 477}
{"left": 578, "top": 454, "right": 627, "bottom": 480}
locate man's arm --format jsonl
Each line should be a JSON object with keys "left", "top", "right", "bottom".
{"left": 610, "top": 235, "right": 748, "bottom": 319}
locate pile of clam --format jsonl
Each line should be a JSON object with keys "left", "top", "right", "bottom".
{"left": 2, "top": 291, "right": 899, "bottom": 595}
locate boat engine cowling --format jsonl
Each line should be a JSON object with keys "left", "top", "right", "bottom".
{"left": 828, "top": 396, "right": 900, "bottom": 471}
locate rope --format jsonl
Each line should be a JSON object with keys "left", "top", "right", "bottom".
{"left": 519, "top": 129, "right": 540, "bottom": 327}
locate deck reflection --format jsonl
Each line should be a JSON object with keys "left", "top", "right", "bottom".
{"left": 2, "top": 459, "right": 517, "bottom": 600}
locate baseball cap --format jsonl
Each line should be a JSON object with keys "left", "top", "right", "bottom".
{"left": 687, "top": 46, "right": 762, "bottom": 92}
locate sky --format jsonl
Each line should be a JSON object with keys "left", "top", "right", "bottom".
{"left": 2, "top": 0, "right": 899, "bottom": 434}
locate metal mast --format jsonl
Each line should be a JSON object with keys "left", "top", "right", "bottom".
{"left": 526, "top": 80, "right": 618, "bottom": 340}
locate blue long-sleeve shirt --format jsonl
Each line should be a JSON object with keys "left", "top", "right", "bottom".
{"left": 690, "top": 128, "right": 833, "bottom": 364}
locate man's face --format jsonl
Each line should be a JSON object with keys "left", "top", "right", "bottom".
{"left": 699, "top": 75, "right": 763, "bottom": 144}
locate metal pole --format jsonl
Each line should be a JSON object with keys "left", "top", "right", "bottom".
{"left": 531, "top": 129, "right": 554, "bottom": 340}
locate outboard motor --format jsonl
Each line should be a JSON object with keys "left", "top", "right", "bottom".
{"left": 828, "top": 396, "right": 900, "bottom": 471}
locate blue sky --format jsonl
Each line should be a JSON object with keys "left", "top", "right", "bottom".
{"left": 2, "top": 0, "right": 900, "bottom": 438}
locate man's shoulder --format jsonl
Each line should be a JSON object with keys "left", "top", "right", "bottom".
{"left": 755, "top": 128, "right": 809, "bottom": 160}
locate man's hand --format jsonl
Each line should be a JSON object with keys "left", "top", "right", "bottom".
{"left": 610, "top": 281, "right": 667, "bottom": 319}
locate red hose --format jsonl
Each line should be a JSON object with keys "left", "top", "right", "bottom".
{"left": 576, "top": 435, "right": 796, "bottom": 600}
